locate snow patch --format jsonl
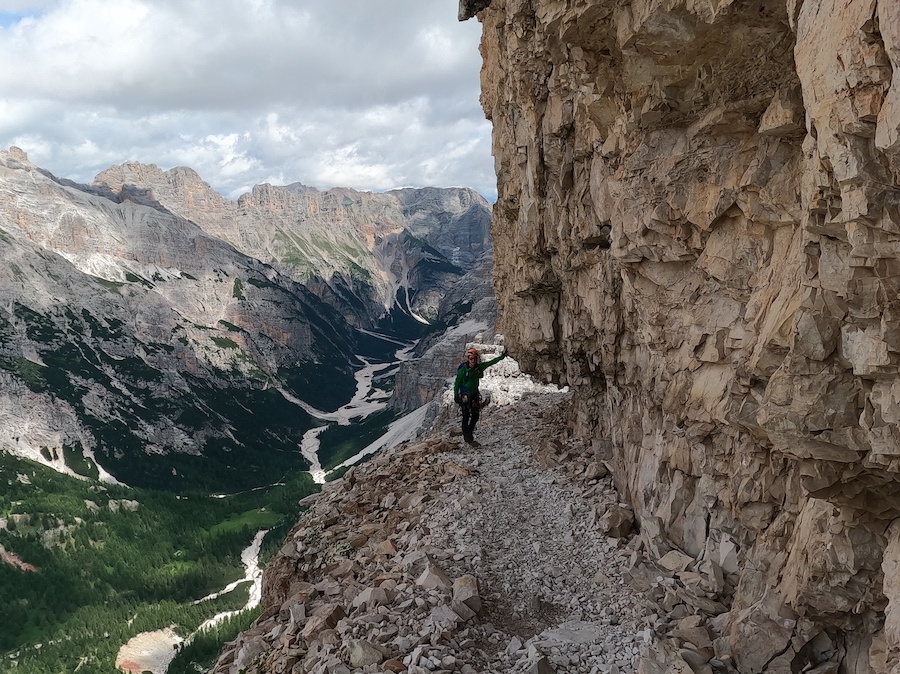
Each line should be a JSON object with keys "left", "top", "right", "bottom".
{"left": 300, "top": 426, "right": 328, "bottom": 484}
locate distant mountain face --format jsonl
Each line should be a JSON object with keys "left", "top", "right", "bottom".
{"left": 0, "top": 147, "right": 492, "bottom": 491}
{"left": 0, "top": 148, "right": 401, "bottom": 491}
{"left": 390, "top": 249, "right": 499, "bottom": 412}
{"left": 92, "top": 163, "right": 493, "bottom": 334}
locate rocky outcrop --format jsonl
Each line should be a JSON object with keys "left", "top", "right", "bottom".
{"left": 473, "top": 0, "right": 900, "bottom": 671}
{"left": 93, "top": 164, "right": 492, "bottom": 330}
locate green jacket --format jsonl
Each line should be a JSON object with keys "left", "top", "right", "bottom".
{"left": 454, "top": 352, "right": 506, "bottom": 399}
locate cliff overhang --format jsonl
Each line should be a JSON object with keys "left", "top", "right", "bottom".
{"left": 473, "top": 0, "right": 900, "bottom": 670}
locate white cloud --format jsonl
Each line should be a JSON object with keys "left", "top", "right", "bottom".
{"left": 0, "top": 1, "right": 57, "bottom": 13}
{"left": 0, "top": 0, "right": 495, "bottom": 200}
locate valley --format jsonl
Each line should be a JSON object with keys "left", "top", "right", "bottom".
{"left": 116, "top": 529, "right": 268, "bottom": 674}
{"left": 0, "top": 329, "right": 447, "bottom": 674}
{"left": 0, "top": 147, "right": 495, "bottom": 673}
{"left": 292, "top": 339, "right": 416, "bottom": 483}
{"left": 0, "top": 449, "right": 309, "bottom": 674}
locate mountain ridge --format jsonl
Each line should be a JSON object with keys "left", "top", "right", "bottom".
{"left": 0, "top": 146, "right": 491, "bottom": 490}
{"left": 92, "top": 161, "right": 492, "bottom": 330}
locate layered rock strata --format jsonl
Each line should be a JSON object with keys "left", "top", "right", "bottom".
{"left": 93, "top": 164, "right": 492, "bottom": 328}
{"left": 471, "top": 0, "right": 900, "bottom": 671}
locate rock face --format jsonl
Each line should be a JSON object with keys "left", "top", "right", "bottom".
{"left": 473, "top": 0, "right": 900, "bottom": 671}
{"left": 0, "top": 148, "right": 361, "bottom": 490}
{"left": 93, "top": 164, "right": 492, "bottom": 330}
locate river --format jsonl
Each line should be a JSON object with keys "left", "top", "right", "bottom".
{"left": 287, "top": 341, "right": 416, "bottom": 483}
{"left": 114, "top": 529, "right": 268, "bottom": 674}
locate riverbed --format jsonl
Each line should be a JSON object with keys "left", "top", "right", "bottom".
{"left": 291, "top": 341, "right": 416, "bottom": 483}
{"left": 114, "top": 529, "right": 268, "bottom": 674}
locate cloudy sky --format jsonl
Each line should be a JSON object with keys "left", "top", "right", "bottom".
{"left": 0, "top": 0, "right": 496, "bottom": 200}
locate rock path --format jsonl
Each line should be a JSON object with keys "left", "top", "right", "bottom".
{"left": 211, "top": 390, "right": 651, "bottom": 674}
{"left": 419, "top": 395, "right": 648, "bottom": 673}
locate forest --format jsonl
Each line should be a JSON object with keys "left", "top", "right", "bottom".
{"left": 0, "top": 451, "right": 316, "bottom": 673}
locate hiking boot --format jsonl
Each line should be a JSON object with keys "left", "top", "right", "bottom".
{"left": 469, "top": 439, "right": 481, "bottom": 448}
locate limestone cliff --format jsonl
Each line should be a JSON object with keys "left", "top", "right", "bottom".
{"left": 471, "top": 0, "right": 900, "bottom": 671}
{"left": 93, "top": 164, "right": 492, "bottom": 330}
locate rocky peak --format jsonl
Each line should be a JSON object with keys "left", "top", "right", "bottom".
{"left": 92, "top": 163, "right": 493, "bottom": 329}
{"left": 393, "top": 187, "right": 492, "bottom": 270}
{"left": 94, "top": 162, "right": 212, "bottom": 212}
{"left": 7, "top": 146, "right": 28, "bottom": 162}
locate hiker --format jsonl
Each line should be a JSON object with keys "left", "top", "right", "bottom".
{"left": 453, "top": 346, "right": 507, "bottom": 445}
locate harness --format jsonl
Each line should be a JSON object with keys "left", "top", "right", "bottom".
{"left": 456, "top": 363, "right": 482, "bottom": 409}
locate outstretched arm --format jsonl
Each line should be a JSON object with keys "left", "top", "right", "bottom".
{"left": 479, "top": 349, "right": 508, "bottom": 372}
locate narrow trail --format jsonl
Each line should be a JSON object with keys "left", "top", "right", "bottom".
{"left": 210, "top": 363, "right": 653, "bottom": 674}
{"left": 419, "top": 393, "right": 649, "bottom": 672}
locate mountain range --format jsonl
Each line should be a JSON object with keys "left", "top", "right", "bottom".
{"left": 92, "top": 161, "right": 491, "bottom": 331}
{"left": 0, "top": 146, "right": 492, "bottom": 491}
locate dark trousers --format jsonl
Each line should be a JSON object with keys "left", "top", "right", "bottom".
{"left": 461, "top": 401, "right": 480, "bottom": 441}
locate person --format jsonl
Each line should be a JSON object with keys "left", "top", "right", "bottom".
{"left": 453, "top": 346, "right": 508, "bottom": 445}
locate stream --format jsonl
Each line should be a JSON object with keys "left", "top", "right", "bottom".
{"left": 114, "top": 529, "right": 268, "bottom": 674}
{"left": 289, "top": 341, "right": 416, "bottom": 484}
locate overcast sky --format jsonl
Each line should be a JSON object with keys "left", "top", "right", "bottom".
{"left": 0, "top": 0, "right": 496, "bottom": 200}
